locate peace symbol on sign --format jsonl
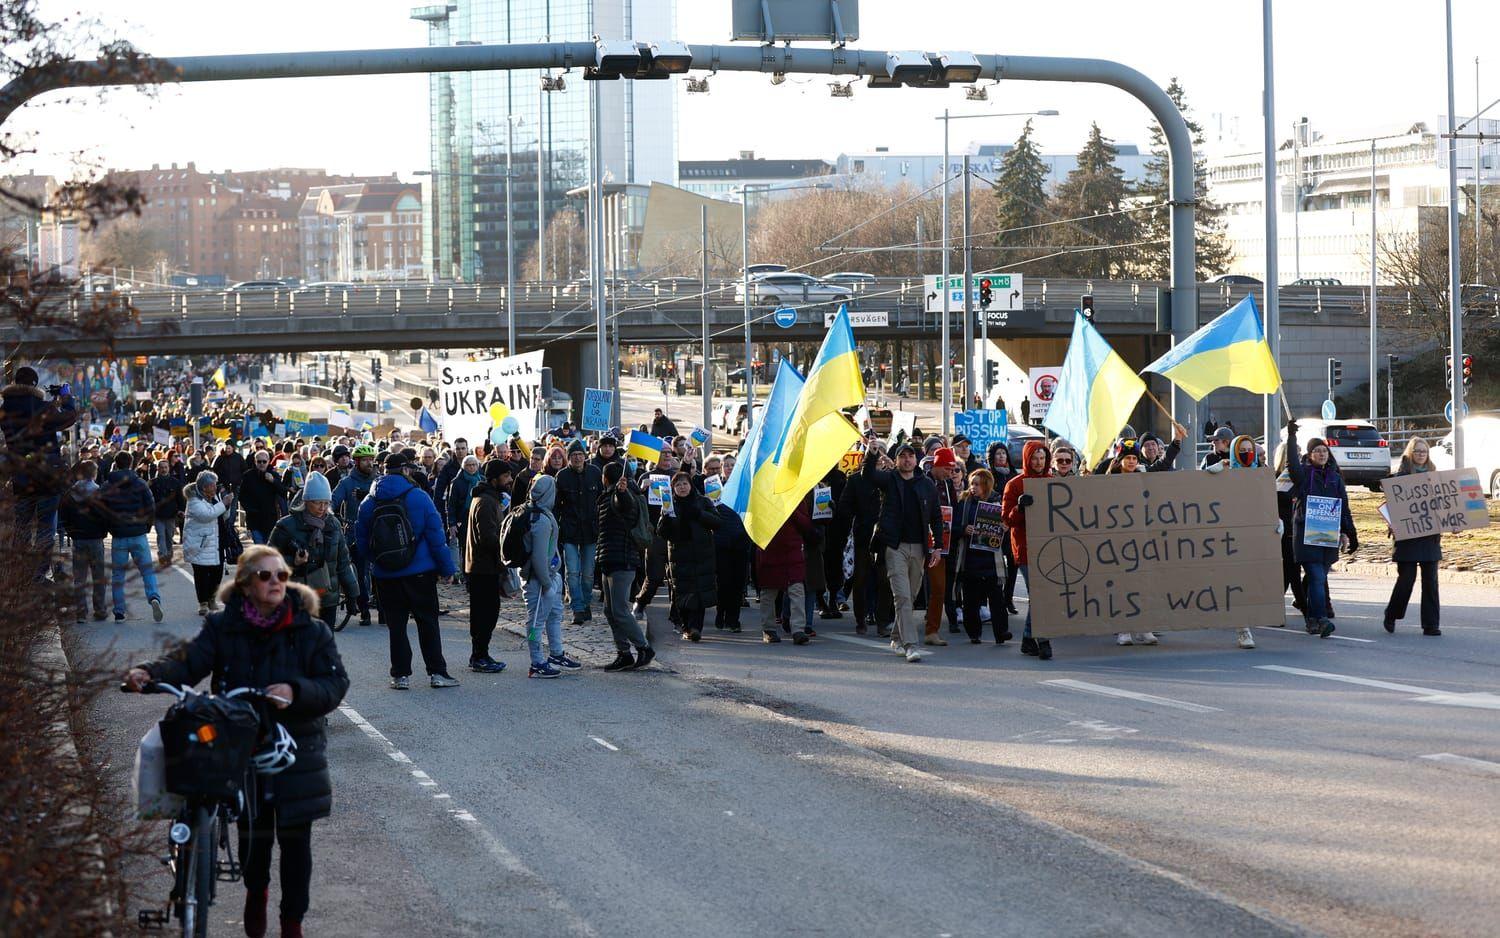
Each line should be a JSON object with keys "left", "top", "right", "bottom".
{"left": 1035, "top": 535, "right": 1090, "bottom": 588}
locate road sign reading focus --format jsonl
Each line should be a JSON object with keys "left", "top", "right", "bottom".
{"left": 1381, "top": 468, "right": 1490, "bottom": 541}
{"left": 773, "top": 306, "right": 798, "bottom": 329}
{"left": 1022, "top": 470, "right": 1283, "bottom": 638}
{"left": 925, "top": 274, "right": 1023, "bottom": 313}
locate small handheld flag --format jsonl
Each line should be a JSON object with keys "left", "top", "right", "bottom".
{"left": 210, "top": 365, "right": 227, "bottom": 390}
{"left": 626, "top": 430, "right": 666, "bottom": 463}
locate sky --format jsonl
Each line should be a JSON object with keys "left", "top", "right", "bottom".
{"left": 7, "top": 0, "right": 1500, "bottom": 181}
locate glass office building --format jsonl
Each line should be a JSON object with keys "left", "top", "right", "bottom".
{"left": 412, "top": 0, "right": 677, "bottom": 283}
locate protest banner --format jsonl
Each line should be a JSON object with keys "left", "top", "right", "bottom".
{"left": 954, "top": 409, "right": 1008, "bottom": 457}
{"left": 152, "top": 427, "right": 170, "bottom": 446}
{"left": 969, "top": 501, "right": 1005, "bottom": 552}
{"left": 1022, "top": 470, "right": 1282, "bottom": 638}
{"left": 812, "top": 484, "right": 833, "bottom": 519}
{"left": 886, "top": 410, "right": 916, "bottom": 448}
{"left": 1381, "top": 468, "right": 1490, "bottom": 541}
{"left": 704, "top": 476, "right": 723, "bottom": 504}
{"left": 1302, "top": 496, "right": 1342, "bottom": 548}
{"left": 437, "top": 351, "right": 544, "bottom": 445}
{"left": 647, "top": 474, "right": 670, "bottom": 507}
{"left": 581, "top": 388, "right": 613, "bottom": 432}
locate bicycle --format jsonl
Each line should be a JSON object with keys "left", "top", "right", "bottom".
{"left": 124, "top": 681, "right": 292, "bottom": 938}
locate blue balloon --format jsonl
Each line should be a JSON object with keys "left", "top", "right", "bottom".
{"left": 489, "top": 425, "right": 507, "bottom": 445}
{"left": 500, "top": 415, "right": 520, "bottom": 435}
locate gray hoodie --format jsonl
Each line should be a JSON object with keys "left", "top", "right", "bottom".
{"left": 522, "top": 474, "right": 560, "bottom": 584}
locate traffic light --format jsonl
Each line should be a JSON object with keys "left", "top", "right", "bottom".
{"left": 1081, "top": 294, "right": 1095, "bottom": 321}
{"left": 979, "top": 278, "right": 993, "bottom": 309}
{"left": 1446, "top": 354, "right": 1454, "bottom": 386}
{"left": 1462, "top": 353, "right": 1473, "bottom": 391}
{"left": 1328, "top": 357, "right": 1342, "bottom": 388}
{"left": 372, "top": 359, "right": 382, "bottom": 383}
{"left": 984, "top": 359, "right": 999, "bottom": 392}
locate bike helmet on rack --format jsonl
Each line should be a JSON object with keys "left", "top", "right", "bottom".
{"left": 250, "top": 722, "right": 298, "bottom": 775}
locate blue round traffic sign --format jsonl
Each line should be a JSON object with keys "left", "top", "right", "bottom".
{"left": 1444, "top": 400, "right": 1469, "bottom": 423}
{"left": 773, "top": 306, "right": 797, "bottom": 329}
{"left": 1320, "top": 399, "right": 1336, "bottom": 420}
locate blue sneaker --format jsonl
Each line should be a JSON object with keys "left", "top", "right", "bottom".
{"left": 547, "top": 653, "right": 583, "bottom": 673}
{"left": 469, "top": 657, "right": 507, "bottom": 674}
{"left": 528, "top": 662, "right": 561, "bottom": 679}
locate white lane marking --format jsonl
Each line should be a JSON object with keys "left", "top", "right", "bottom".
{"left": 173, "top": 566, "right": 195, "bottom": 584}
{"left": 1420, "top": 753, "right": 1500, "bottom": 776}
{"left": 1256, "top": 665, "right": 1500, "bottom": 710}
{"left": 1041, "top": 679, "right": 1223, "bottom": 714}
{"left": 1254, "top": 665, "right": 1440, "bottom": 695}
{"left": 337, "top": 703, "right": 597, "bottom": 936}
{"left": 1066, "top": 719, "right": 1139, "bottom": 735}
{"left": 822, "top": 633, "right": 901, "bottom": 651}
{"left": 589, "top": 736, "right": 619, "bottom": 752}
{"left": 1255, "top": 626, "right": 1375, "bottom": 644}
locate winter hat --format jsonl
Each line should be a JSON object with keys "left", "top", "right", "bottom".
{"left": 890, "top": 443, "right": 917, "bottom": 458}
{"left": 568, "top": 439, "right": 587, "bottom": 455}
{"left": 1213, "top": 426, "right": 1235, "bottom": 442}
{"left": 1117, "top": 440, "right": 1141, "bottom": 460}
{"left": 301, "top": 470, "right": 332, "bottom": 503}
{"left": 932, "top": 447, "right": 959, "bottom": 470}
{"left": 951, "top": 434, "right": 971, "bottom": 446}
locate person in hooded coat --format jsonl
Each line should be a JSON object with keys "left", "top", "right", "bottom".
{"left": 986, "top": 442, "right": 1021, "bottom": 614}
{"left": 125, "top": 545, "right": 349, "bottom": 938}
{"left": 519, "top": 474, "right": 584, "bottom": 677}
{"left": 182, "top": 469, "right": 231, "bottom": 615}
{"left": 1001, "top": 439, "right": 1054, "bottom": 660}
{"left": 1284, "top": 419, "right": 1358, "bottom": 638}
{"left": 657, "top": 470, "right": 720, "bottom": 643}
{"left": 1211, "top": 434, "right": 1269, "bottom": 650}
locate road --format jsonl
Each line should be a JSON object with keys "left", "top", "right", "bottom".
{"left": 81, "top": 541, "right": 1498, "bottom": 936}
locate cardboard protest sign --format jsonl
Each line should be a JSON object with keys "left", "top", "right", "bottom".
{"left": 1022, "top": 470, "right": 1283, "bottom": 638}
{"left": 1381, "top": 468, "right": 1490, "bottom": 541}
{"left": 837, "top": 444, "right": 865, "bottom": 475}
{"left": 437, "top": 351, "right": 544, "bottom": 446}
{"left": 581, "top": 388, "right": 613, "bottom": 432}
{"left": 152, "top": 427, "right": 171, "bottom": 446}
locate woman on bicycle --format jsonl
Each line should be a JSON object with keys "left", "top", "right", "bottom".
{"left": 125, "top": 545, "right": 349, "bottom": 938}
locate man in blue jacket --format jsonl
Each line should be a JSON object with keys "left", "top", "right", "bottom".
{"left": 354, "top": 450, "right": 458, "bottom": 689}
{"left": 100, "top": 451, "right": 164, "bottom": 622}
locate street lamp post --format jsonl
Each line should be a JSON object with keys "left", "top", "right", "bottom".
{"left": 934, "top": 109, "right": 1058, "bottom": 433}
{"left": 1444, "top": 0, "right": 1465, "bottom": 466}
{"left": 736, "top": 180, "right": 833, "bottom": 435}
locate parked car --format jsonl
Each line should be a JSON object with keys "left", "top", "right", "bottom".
{"left": 1004, "top": 423, "right": 1048, "bottom": 469}
{"left": 823, "top": 271, "right": 878, "bottom": 289}
{"left": 735, "top": 272, "right": 852, "bottom": 307}
{"left": 1291, "top": 277, "right": 1342, "bottom": 286}
{"left": 226, "top": 279, "right": 288, "bottom": 292}
{"left": 1278, "top": 417, "right": 1390, "bottom": 489}
{"left": 1429, "top": 416, "right": 1500, "bottom": 498}
{"left": 1209, "top": 274, "right": 1263, "bottom": 286}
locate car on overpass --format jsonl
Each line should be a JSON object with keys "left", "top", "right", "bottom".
{"left": 1210, "top": 274, "right": 1263, "bottom": 286}
{"left": 1291, "top": 277, "right": 1342, "bottom": 286}
{"left": 823, "top": 271, "right": 877, "bottom": 290}
{"left": 743, "top": 263, "right": 788, "bottom": 276}
{"left": 227, "top": 279, "right": 290, "bottom": 293}
{"left": 294, "top": 281, "right": 357, "bottom": 295}
{"left": 736, "top": 272, "right": 852, "bottom": 308}
{"left": 1430, "top": 416, "right": 1500, "bottom": 498}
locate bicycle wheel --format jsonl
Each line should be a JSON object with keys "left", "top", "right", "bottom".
{"left": 182, "top": 805, "right": 216, "bottom": 938}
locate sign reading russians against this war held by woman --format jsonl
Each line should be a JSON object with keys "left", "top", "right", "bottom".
{"left": 1380, "top": 467, "right": 1490, "bottom": 542}
{"left": 1022, "top": 470, "right": 1284, "bottom": 638}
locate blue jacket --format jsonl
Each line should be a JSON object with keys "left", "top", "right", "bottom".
{"left": 353, "top": 473, "right": 455, "bottom": 579}
{"left": 100, "top": 469, "right": 156, "bottom": 538}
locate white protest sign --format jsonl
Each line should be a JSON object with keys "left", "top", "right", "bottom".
{"left": 436, "top": 351, "right": 544, "bottom": 446}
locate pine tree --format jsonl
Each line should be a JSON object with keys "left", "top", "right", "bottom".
{"left": 1050, "top": 123, "right": 1137, "bottom": 278}
{"left": 1136, "top": 78, "right": 1233, "bottom": 280}
{"left": 992, "top": 119, "right": 1051, "bottom": 269}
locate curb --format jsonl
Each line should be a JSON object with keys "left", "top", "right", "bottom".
{"left": 1341, "top": 560, "right": 1500, "bottom": 588}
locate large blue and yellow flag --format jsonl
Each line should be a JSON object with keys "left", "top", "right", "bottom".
{"left": 1142, "top": 295, "right": 1282, "bottom": 400}
{"left": 210, "top": 364, "right": 227, "bottom": 390}
{"left": 772, "top": 305, "right": 866, "bottom": 495}
{"left": 1043, "top": 313, "right": 1147, "bottom": 466}
{"left": 721, "top": 359, "right": 806, "bottom": 547}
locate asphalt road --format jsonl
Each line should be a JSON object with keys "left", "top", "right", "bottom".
{"left": 86, "top": 556, "right": 1301, "bottom": 937}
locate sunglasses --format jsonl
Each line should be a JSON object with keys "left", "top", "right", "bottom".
{"left": 1055, "top": 457, "right": 1075, "bottom": 465}
{"left": 253, "top": 569, "right": 291, "bottom": 583}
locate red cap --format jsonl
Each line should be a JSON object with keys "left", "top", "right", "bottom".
{"left": 932, "top": 447, "right": 958, "bottom": 470}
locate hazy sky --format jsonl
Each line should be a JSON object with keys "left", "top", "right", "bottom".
{"left": 8, "top": 0, "right": 1499, "bottom": 180}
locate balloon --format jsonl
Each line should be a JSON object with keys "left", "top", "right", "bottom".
{"left": 488, "top": 402, "right": 510, "bottom": 425}
{"left": 500, "top": 415, "right": 520, "bottom": 435}
{"left": 489, "top": 425, "right": 507, "bottom": 445}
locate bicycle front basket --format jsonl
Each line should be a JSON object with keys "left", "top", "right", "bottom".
{"left": 158, "top": 693, "right": 261, "bottom": 799}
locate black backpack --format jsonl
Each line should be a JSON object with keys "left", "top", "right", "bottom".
{"left": 368, "top": 493, "right": 419, "bottom": 571}
{"left": 499, "top": 505, "right": 536, "bottom": 569}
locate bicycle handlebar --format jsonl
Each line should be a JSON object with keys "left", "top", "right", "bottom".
{"left": 119, "top": 681, "right": 288, "bottom": 706}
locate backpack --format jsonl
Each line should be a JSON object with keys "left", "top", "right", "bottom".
{"left": 627, "top": 488, "right": 655, "bottom": 552}
{"left": 499, "top": 505, "right": 537, "bottom": 569}
{"left": 368, "top": 493, "right": 419, "bottom": 571}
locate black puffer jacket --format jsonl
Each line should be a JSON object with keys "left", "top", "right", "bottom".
{"left": 554, "top": 463, "right": 603, "bottom": 545}
{"left": 657, "top": 493, "right": 719, "bottom": 612}
{"left": 137, "top": 584, "right": 349, "bottom": 826}
{"left": 595, "top": 485, "right": 640, "bottom": 574}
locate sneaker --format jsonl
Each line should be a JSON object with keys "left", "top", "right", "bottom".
{"left": 1134, "top": 632, "right": 1159, "bottom": 645}
{"left": 728, "top": 624, "right": 741, "bottom": 634}
{"left": 819, "top": 608, "right": 843, "bottom": 620}
{"left": 601, "top": 652, "right": 635, "bottom": 672}
{"left": 903, "top": 644, "right": 924, "bottom": 663}
{"left": 1318, "top": 619, "right": 1336, "bottom": 639}
{"left": 1236, "top": 628, "right": 1256, "bottom": 650}
{"left": 629, "top": 646, "right": 656, "bottom": 670}
{"left": 390, "top": 675, "right": 410, "bottom": 690}
{"left": 1116, "top": 632, "right": 1134, "bottom": 646}
{"left": 92, "top": 609, "right": 107, "bottom": 621}
{"left": 1422, "top": 627, "right": 1442, "bottom": 637}
{"left": 359, "top": 612, "right": 371, "bottom": 627}
{"left": 1020, "top": 637, "right": 1039, "bottom": 656}
{"left": 197, "top": 602, "right": 209, "bottom": 616}
{"left": 114, "top": 611, "right": 126, "bottom": 622}
{"left": 890, "top": 638, "right": 904, "bottom": 654}
{"left": 583, "top": 609, "right": 593, "bottom": 622}
{"left": 1038, "top": 640, "right": 1054, "bottom": 660}
{"left": 1303, "top": 616, "right": 1320, "bottom": 635}
{"left": 876, "top": 624, "right": 892, "bottom": 639}
{"left": 528, "top": 662, "right": 561, "bottom": 679}
{"left": 762, "top": 630, "right": 781, "bottom": 644}
{"left": 469, "top": 657, "right": 506, "bottom": 674}
{"left": 571, "top": 610, "right": 588, "bottom": 625}
{"left": 923, "top": 635, "right": 948, "bottom": 646}
{"left": 547, "top": 654, "right": 583, "bottom": 673}
{"left": 791, "top": 630, "right": 811, "bottom": 645}
{"left": 150, "top": 598, "right": 164, "bottom": 622}
{"left": 430, "top": 673, "right": 461, "bottom": 688}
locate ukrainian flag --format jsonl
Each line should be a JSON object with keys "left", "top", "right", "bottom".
{"left": 210, "top": 364, "right": 227, "bottom": 390}
{"left": 1043, "top": 313, "right": 1147, "bottom": 466}
{"left": 772, "top": 305, "right": 866, "bottom": 495}
{"left": 721, "top": 359, "right": 806, "bottom": 547}
{"left": 1142, "top": 295, "right": 1283, "bottom": 400}
{"left": 626, "top": 429, "right": 665, "bottom": 463}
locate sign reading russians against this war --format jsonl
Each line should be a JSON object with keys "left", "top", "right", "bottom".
{"left": 1022, "top": 470, "right": 1283, "bottom": 638}
{"left": 1380, "top": 467, "right": 1490, "bottom": 542}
